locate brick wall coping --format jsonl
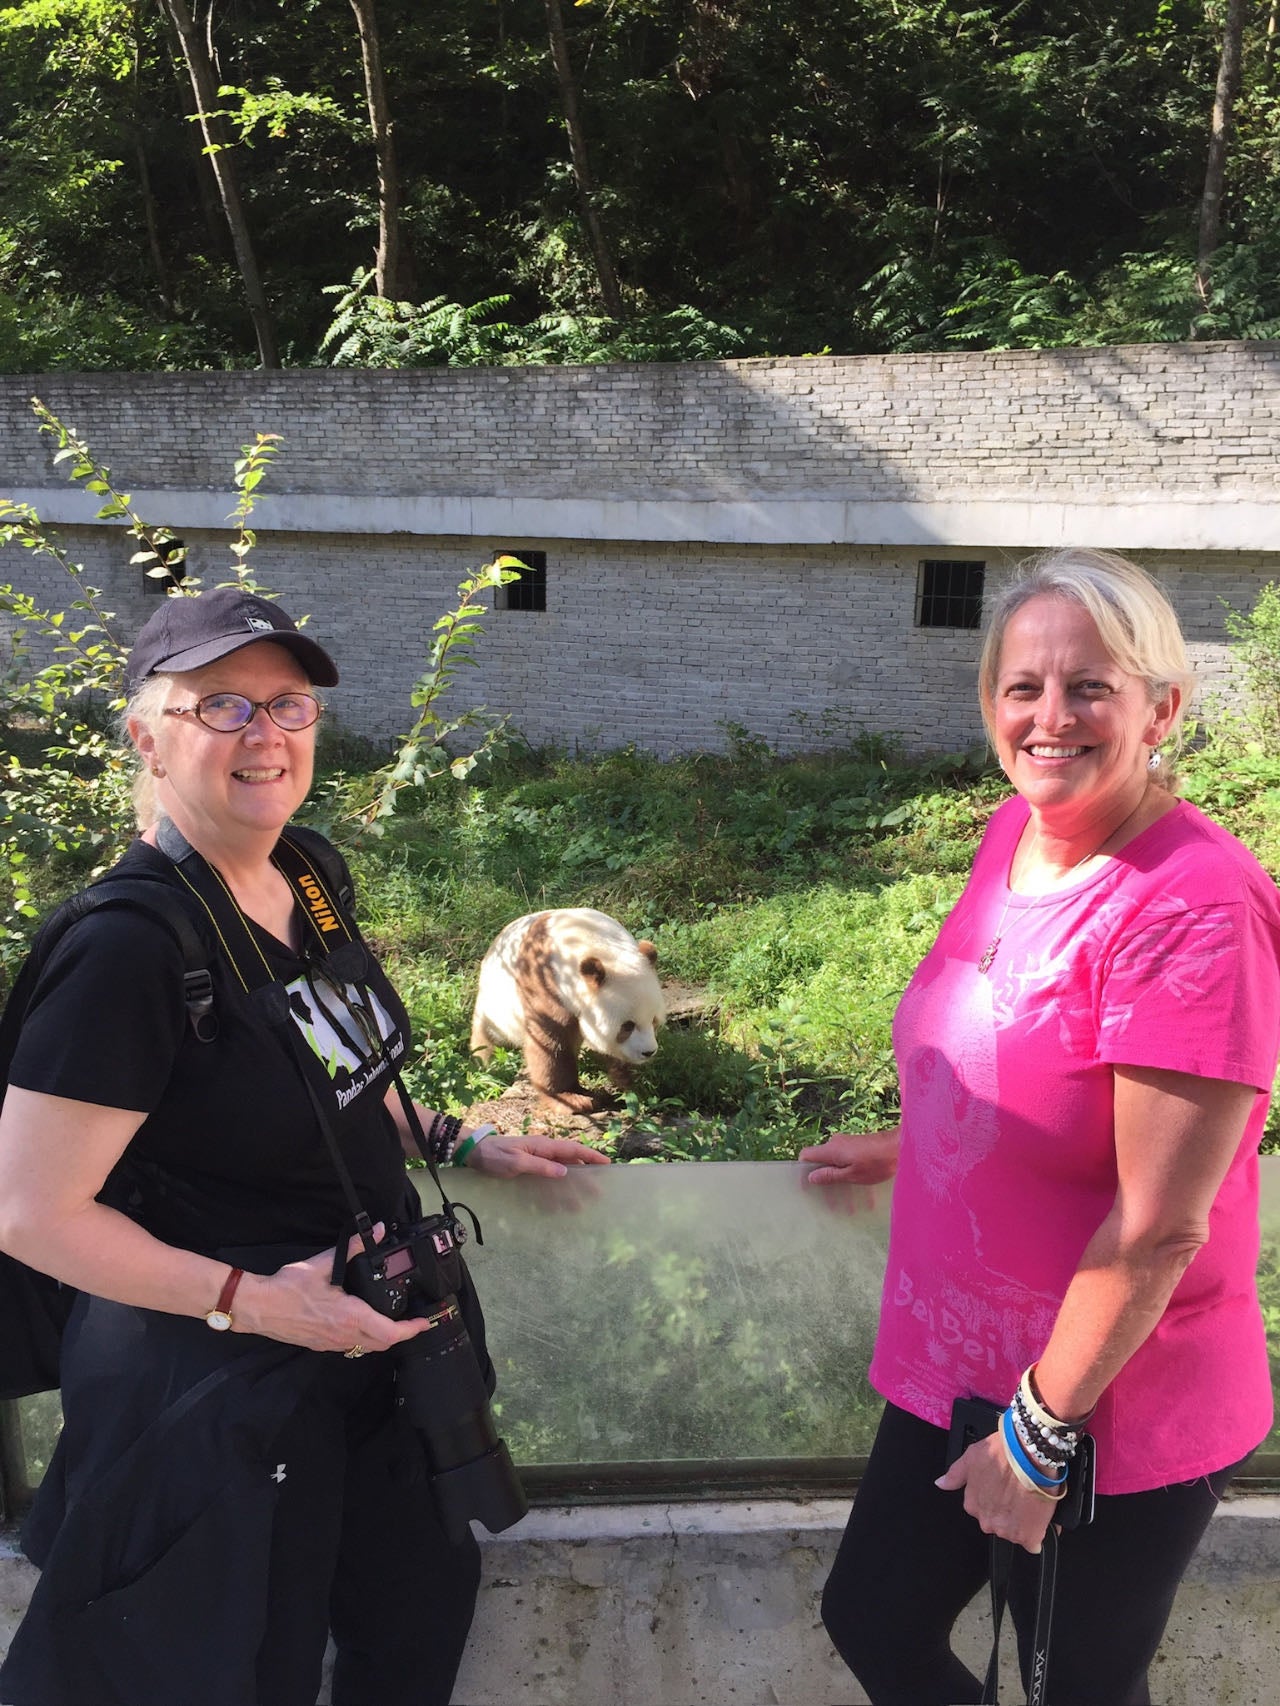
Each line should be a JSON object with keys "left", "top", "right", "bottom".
{"left": 6, "top": 486, "right": 1277, "bottom": 551}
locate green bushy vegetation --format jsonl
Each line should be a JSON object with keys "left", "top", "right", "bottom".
{"left": 295, "top": 727, "right": 1280, "bottom": 1160}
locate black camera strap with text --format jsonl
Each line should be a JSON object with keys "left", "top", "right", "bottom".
{"left": 981, "top": 1527, "right": 1057, "bottom": 1706}
{"left": 153, "top": 818, "right": 482, "bottom": 1279}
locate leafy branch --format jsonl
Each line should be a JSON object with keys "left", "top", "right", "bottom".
{"left": 226, "top": 432, "right": 284, "bottom": 589}
{"left": 29, "top": 395, "right": 189, "bottom": 601}
{"left": 339, "top": 555, "right": 524, "bottom": 829}
{"left": 0, "top": 403, "right": 289, "bottom": 964}
{"left": 0, "top": 403, "right": 523, "bottom": 959}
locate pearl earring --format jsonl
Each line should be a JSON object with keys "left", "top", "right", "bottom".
{"left": 151, "top": 763, "right": 166, "bottom": 778}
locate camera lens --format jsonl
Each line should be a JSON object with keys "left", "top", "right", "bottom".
{"left": 344, "top": 1216, "right": 528, "bottom": 1541}
{"left": 393, "top": 1298, "right": 528, "bottom": 1542}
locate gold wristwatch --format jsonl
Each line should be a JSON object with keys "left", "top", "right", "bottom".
{"left": 205, "top": 1266, "right": 245, "bottom": 1332}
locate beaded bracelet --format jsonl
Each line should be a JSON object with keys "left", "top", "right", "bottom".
{"left": 1011, "top": 1402, "right": 1065, "bottom": 1477}
{"left": 1012, "top": 1388, "right": 1074, "bottom": 1469}
{"left": 452, "top": 1123, "right": 497, "bottom": 1168}
{"left": 1000, "top": 1406, "right": 1068, "bottom": 1501}
{"left": 428, "top": 1113, "right": 463, "bottom": 1166}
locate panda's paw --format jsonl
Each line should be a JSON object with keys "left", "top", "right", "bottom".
{"left": 548, "top": 1088, "right": 615, "bottom": 1115}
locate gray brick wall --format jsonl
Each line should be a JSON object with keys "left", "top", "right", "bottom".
{"left": 1, "top": 343, "right": 1276, "bottom": 503}
{"left": 1, "top": 349, "right": 1276, "bottom": 756}
{"left": 5, "top": 529, "right": 1270, "bottom": 757}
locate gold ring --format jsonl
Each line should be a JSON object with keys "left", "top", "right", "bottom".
{"left": 344, "top": 1343, "right": 367, "bottom": 1359}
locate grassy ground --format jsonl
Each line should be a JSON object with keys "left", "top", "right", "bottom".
{"left": 298, "top": 729, "right": 1280, "bottom": 1159}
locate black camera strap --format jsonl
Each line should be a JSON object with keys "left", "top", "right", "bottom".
{"left": 153, "top": 819, "right": 478, "bottom": 1276}
{"left": 265, "top": 833, "right": 484, "bottom": 1243}
{"left": 981, "top": 1527, "right": 1057, "bottom": 1706}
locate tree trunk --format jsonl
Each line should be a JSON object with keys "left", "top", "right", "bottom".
{"left": 349, "top": 0, "right": 404, "bottom": 299}
{"left": 544, "top": 0, "right": 624, "bottom": 320}
{"left": 132, "top": 4, "right": 174, "bottom": 310}
{"left": 1265, "top": 0, "right": 1276, "bottom": 75}
{"left": 154, "top": 0, "right": 280, "bottom": 366}
{"left": 155, "top": 2, "right": 226, "bottom": 249}
{"left": 133, "top": 133, "right": 174, "bottom": 312}
{"left": 1196, "top": 0, "right": 1248, "bottom": 309}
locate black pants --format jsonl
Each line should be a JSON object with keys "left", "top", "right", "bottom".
{"left": 3, "top": 1300, "right": 481, "bottom": 1706}
{"left": 821, "top": 1402, "right": 1242, "bottom": 1706}
{"left": 259, "top": 1357, "right": 481, "bottom": 1706}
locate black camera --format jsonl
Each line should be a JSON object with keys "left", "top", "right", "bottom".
{"left": 345, "top": 1211, "right": 528, "bottom": 1543}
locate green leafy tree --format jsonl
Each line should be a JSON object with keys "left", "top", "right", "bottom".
{"left": 2, "top": 0, "right": 1279, "bottom": 365}
{"left": 1223, "top": 581, "right": 1280, "bottom": 755}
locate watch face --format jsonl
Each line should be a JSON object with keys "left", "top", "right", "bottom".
{"left": 206, "top": 1310, "right": 233, "bottom": 1332}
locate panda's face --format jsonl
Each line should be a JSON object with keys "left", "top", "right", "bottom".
{"left": 574, "top": 961, "right": 665, "bottom": 1064}
{"left": 612, "top": 1013, "right": 662, "bottom": 1065}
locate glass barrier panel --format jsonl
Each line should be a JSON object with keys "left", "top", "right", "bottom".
{"left": 5, "top": 1156, "right": 1280, "bottom": 1503}
{"left": 4, "top": 1389, "right": 60, "bottom": 1510}
{"left": 428, "top": 1160, "right": 892, "bottom": 1468}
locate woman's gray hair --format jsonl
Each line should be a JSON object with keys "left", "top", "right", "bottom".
{"left": 119, "top": 674, "right": 173, "bottom": 830}
{"left": 977, "top": 549, "right": 1196, "bottom": 787}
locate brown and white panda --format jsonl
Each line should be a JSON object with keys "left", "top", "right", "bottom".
{"left": 469, "top": 909, "right": 665, "bottom": 1113}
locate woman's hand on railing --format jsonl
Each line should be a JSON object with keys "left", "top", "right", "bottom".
{"left": 465, "top": 1132, "right": 611, "bottom": 1179}
{"left": 797, "top": 1128, "right": 901, "bottom": 1186}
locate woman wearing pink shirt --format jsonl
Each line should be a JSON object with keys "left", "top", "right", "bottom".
{"left": 803, "top": 549, "right": 1280, "bottom": 1705}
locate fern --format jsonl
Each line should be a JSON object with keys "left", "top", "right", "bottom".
{"left": 318, "top": 269, "right": 751, "bottom": 367}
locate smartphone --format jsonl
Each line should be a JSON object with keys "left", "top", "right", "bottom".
{"left": 945, "top": 1394, "right": 1095, "bottom": 1530}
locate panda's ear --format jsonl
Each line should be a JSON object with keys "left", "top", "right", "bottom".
{"left": 636, "top": 939, "right": 658, "bottom": 966}
{"left": 580, "top": 955, "right": 607, "bottom": 989}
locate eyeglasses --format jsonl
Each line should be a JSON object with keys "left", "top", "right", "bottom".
{"left": 164, "top": 692, "right": 324, "bottom": 733}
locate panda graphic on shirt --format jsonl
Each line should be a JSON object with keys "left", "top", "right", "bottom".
{"left": 282, "top": 966, "right": 403, "bottom": 1107}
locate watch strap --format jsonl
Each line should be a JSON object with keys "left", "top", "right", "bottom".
{"left": 206, "top": 1266, "right": 244, "bottom": 1328}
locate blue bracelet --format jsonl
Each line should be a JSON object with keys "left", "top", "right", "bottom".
{"left": 1001, "top": 1405, "right": 1067, "bottom": 1493}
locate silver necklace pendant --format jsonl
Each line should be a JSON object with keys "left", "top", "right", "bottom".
{"left": 978, "top": 938, "right": 1001, "bottom": 975}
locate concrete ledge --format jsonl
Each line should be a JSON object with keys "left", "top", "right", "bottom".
{"left": 7, "top": 488, "right": 1280, "bottom": 551}
{"left": 5, "top": 1496, "right": 1278, "bottom": 1704}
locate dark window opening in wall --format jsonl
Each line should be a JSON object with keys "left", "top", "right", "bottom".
{"left": 916, "top": 559, "right": 984, "bottom": 629}
{"left": 141, "top": 539, "right": 189, "bottom": 595}
{"left": 494, "top": 549, "right": 547, "bottom": 612}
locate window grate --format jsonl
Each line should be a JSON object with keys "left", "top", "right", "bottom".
{"left": 494, "top": 550, "right": 547, "bottom": 613}
{"left": 915, "top": 560, "right": 984, "bottom": 629}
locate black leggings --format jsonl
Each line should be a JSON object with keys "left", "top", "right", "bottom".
{"left": 821, "top": 1402, "right": 1243, "bottom": 1706}
{"left": 258, "top": 1357, "right": 481, "bottom": 1706}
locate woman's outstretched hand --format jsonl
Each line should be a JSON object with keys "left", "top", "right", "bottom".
{"left": 798, "top": 1128, "right": 901, "bottom": 1186}
{"left": 465, "top": 1132, "right": 611, "bottom": 1179}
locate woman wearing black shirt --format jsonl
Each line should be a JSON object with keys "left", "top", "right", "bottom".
{"left": 0, "top": 588, "right": 605, "bottom": 1706}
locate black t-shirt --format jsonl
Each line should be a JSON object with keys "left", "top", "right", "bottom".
{"left": 9, "top": 838, "right": 417, "bottom": 1258}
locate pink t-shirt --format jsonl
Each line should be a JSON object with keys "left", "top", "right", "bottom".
{"left": 870, "top": 796, "right": 1280, "bottom": 1493}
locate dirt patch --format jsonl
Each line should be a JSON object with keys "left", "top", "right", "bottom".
{"left": 463, "top": 1072, "right": 665, "bottom": 1159}
{"left": 661, "top": 980, "right": 715, "bottom": 1024}
{"left": 464, "top": 1073, "right": 605, "bottom": 1139}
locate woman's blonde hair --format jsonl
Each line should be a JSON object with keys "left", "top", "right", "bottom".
{"left": 977, "top": 549, "right": 1196, "bottom": 786}
{"left": 119, "top": 674, "right": 173, "bottom": 830}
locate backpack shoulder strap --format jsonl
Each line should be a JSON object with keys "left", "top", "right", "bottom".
{"left": 3, "top": 875, "right": 218, "bottom": 1048}
{"left": 90, "top": 878, "right": 218, "bottom": 1041}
